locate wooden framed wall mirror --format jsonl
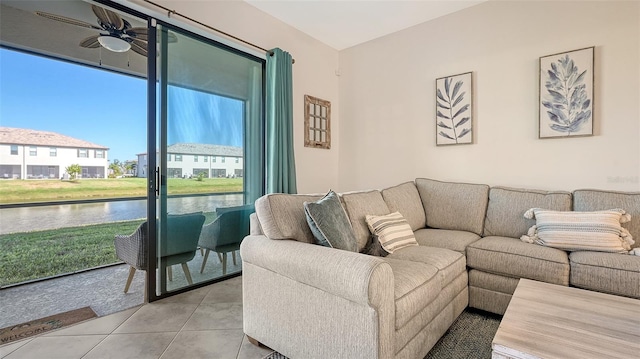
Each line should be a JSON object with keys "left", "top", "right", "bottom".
{"left": 304, "top": 95, "right": 331, "bottom": 149}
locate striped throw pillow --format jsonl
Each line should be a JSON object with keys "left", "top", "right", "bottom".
{"left": 365, "top": 212, "right": 418, "bottom": 253}
{"left": 520, "top": 208, "right": 636, "bottom": 255}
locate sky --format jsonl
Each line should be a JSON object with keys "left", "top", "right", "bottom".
{"left": 0, "top": 48, "right": 243, "bottom": 162}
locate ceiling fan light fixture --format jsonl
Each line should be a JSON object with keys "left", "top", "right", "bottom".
{"left": 98, "top": 35, "right": 131, "bottom": 52}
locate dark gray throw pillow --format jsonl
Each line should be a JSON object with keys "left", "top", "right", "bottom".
{"left": 304, "top": 190, "right": 357, "bottom": 252}
{"left": 362, "top": 234, "right": 389, "bottom": 257}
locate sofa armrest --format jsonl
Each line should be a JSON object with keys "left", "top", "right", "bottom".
{"left": 240, "top": 235, "right": 395, "bottom": 358}
{"left": 240, "top": 235, "right": 393, "bottom": 306}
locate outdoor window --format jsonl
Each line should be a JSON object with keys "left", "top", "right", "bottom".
{"left": 10, "top": 145, "right": 18, "bottom": 155}
{"left": 29, "top": 146, "right": 37, "bottom": 156}
{"left": 221, "top": 157, "right": 226, "bottom": 163}
{"left": 175, "top": 154, "right": 182, "bottom": 162}
{"left": 211, "top": 168, "right": 226, "bottom": 177}
{"left": 204, "top": 156, "right": 208, "bottom": 162}
{"left": 194, "top": 155, "right": 198, "bottom": 162}
{"left": 212, "top": 156, "right": 216, "bottom": 163}
{"left": 78, "top": 149, "right": 88, "bottom": 158}
{"left": 193, "top": 168, "right": 208, "bottom": 177}
{"left": 168, "top": 168, "right": 182, "bottom": 178}
{"left": 27, "top": 165, "right": 59, "bottom": 179}
{"left": 0, "top": 165, "right": 20, "bottom": 179}
{"left": 168, "top": 154, "right": 172, "bottom": 162}
{"left": 79, "top": 166, "right": 104, "bottom": 178}
{"left": 95, "top": 150, "right": 104, "bottom": 158}
{"left": 235, "top": 158, "right": 239, "bottom": 163}
{"left": 49, "top": 148, "right": 57, "bottom": 157}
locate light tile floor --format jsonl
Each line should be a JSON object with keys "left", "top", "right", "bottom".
{"left": 0, "top": 276, "right": 274, "bottom": 359}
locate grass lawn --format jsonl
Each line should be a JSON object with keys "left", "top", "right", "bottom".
{"left": 0, "top": 213, "right": 218, "bottom": 287}
{"left": 0, "top": 177, "right": 243, "bottom": 204}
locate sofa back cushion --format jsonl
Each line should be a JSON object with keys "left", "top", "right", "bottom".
{"left": 484, "top": 187, "right": 572, "bottom": 238}
{"left": 342, "top": 190, "right": 391, "bottom": 251}
{"left": 255, "top": 193, "right": 323, "bottom": 243}
{"left": 381, "top": 181, "right": 426, "bottom": 231}
{"left": 415, "top": 178, "right": 489, "bottom": 236}
{"left": 573, "top": 189, "right": 640, "bottom": 249}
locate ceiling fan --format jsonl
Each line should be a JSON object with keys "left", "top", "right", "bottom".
{"left": 35, "top": 4, "right": 175, "bottom": 57}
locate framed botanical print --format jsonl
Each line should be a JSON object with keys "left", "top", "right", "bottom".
{"left": 436, "top": 72, "right": 473, "bottom": 146}
{"left": 539, "top": 46, "right": 594, "bottom": 138}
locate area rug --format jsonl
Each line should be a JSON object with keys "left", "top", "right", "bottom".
{"left": 262, "top": 308, "right": 501, "bottom": 359}
{"left": 0, "top": 306, "right": 97, "bottom": 345}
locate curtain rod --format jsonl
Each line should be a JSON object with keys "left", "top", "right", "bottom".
{"left": 141, "top": 0, "right": 295, "bottom": 64}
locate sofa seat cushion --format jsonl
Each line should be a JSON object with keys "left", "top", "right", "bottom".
{"left": 382, "top": 258, "right": 439, "bottom": 329}
{"left": 467, "top": 236, "right": 570, "bottom": 285}
{"left": 569, "top": 251, "right": 640, "bottom": 299}
{"left": 387, "top": 246, "right": 466, "bottom": 288}
{"left": 413, "top": 228, "right": 480, "bottom": 253}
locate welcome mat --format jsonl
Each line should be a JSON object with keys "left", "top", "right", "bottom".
{"left": 0, "top": 307, "right": 97, "bottom": 345}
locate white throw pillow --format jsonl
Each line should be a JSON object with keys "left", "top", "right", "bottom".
{"left": 520, "top": 208, "right": 636, "bottom": 255}
{"left": 365, "top": 212, "right": 418, "bottom": 253}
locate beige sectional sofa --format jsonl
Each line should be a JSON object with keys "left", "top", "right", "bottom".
{"left": 240, "top": 178, "right": 640, "bottom": 359}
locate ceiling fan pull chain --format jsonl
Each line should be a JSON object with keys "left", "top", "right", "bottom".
{"left": 99, "top": 46, "right": 102, "bottom": 66}
{"left": 127, "top": 52, "right": 130, "bottom": 67}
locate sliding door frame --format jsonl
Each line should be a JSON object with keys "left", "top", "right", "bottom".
{"left": 95, "top": 0, "right": 266, "bottom": 302}
{"left": 146, "top": 20, "right": 266, "bottom": 302}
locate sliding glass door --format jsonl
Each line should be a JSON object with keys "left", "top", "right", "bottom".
{"left": 151, "top": 23, "right": 264, "bottom": 297}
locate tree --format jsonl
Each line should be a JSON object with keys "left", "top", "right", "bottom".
{"left": 65, "top": 164, "right": 81, "bottom": 180}
{"left": 109, "top": 160, "right": 123, "bottom": 177}
{"left": 123, "top": 160, "right": 137, "bottom": 176}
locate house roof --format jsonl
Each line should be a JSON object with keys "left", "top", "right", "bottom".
{"left": 168, "top": 143, "right": 243, "bottom": 157}
{"left": 0, "top": 127, "right": 109, "bottom": 150}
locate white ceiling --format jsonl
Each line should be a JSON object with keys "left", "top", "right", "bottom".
{"left": 244, "top": 0, "right": 486, "bottom": 50}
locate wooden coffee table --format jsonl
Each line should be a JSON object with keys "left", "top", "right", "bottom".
{"left": 492, "top": 279, "right": 640, "bottom": 359}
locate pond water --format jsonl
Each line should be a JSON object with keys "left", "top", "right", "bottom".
{"left": 0, "top": 194, "right": 243, "bottom": 234}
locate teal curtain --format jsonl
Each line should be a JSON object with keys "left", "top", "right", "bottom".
{"left": 266, "top": 48, "right": 297, "bottom": 194}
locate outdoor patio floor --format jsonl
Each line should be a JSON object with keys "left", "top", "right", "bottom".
{"left": 0, "top": 250, "right": 244, "bottom": 333}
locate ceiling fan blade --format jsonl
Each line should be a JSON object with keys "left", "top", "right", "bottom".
{"left": 130, "top": 39, "right": 148, "bottom": 57}
{"left": 126, "top": 27, "right": 148, "bottom": 41}
{"left": 35, "top": 11, "right": 101, "bottom": 30}
{"left": 167, "top": 32, "right": 178, "bottom": 43}
{"left": 79, "top": 35, "right": 101, "bottom": 48}
{"left": 92, "top": 5, "right": 125, "bottom": 30}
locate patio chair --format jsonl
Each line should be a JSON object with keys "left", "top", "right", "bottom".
{"left": 198, "top": 204, "right": 254, "bottom": 275}
{"left": 114, "top": 212, "right": 206, "bottom": 293}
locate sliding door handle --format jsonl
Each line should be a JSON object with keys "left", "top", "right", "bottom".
{"left": 155, "top": 167, "right": 160, "bottom": 196}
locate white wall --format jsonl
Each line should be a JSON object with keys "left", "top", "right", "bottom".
{"left": 136, "top": 0, "right": 341, "bottom": 193}
{"left": 339, "top": 1, "right": 640, "bottom": 192}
